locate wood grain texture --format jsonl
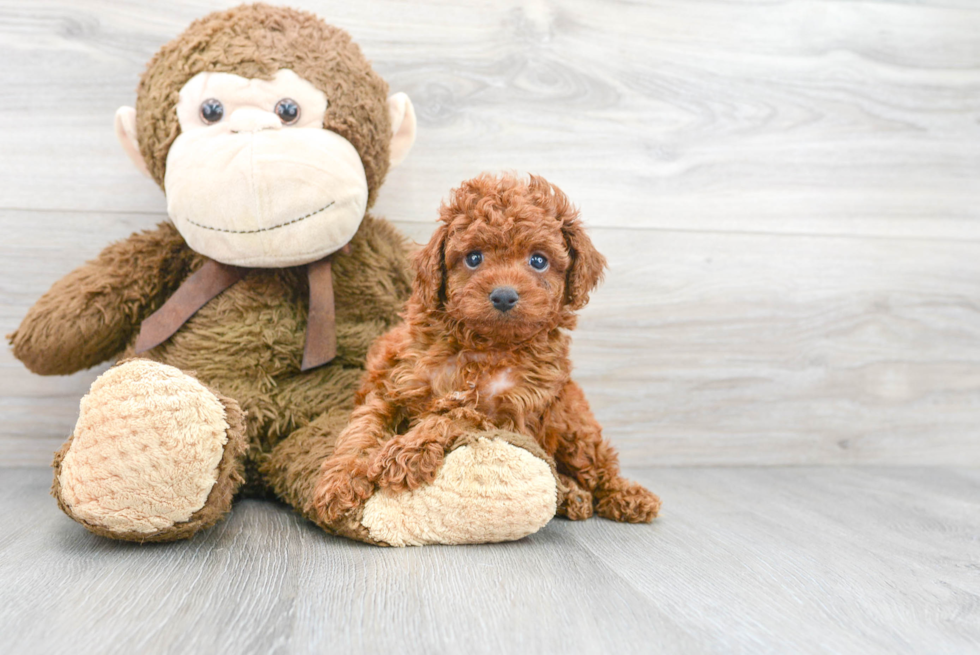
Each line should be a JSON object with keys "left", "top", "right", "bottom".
{"left": 2, "top": 0, "right": 979, "bottom": 238}
{"left": 2, "top": 0, "right": 980, "bottom": 466}
{"left": 1, "top": 466, "right": 978, "bottom": 654}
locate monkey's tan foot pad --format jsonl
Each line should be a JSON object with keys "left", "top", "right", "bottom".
{"left": 52, "top": 359, "right": 247, "bottom": 542}
{"left": 361, "top": 430, "right": 559, "bottom": 547}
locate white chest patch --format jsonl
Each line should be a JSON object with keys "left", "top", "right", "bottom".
{"left": 483, "top": 368, "right": 515, "bottom": 400}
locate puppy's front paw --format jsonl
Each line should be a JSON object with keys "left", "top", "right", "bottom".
{"left": 367, "top": 439, "right": 445, "bottom": 492}
{"left": 595, "top": 480, "right": 661, "bottom": 523}
{"left": 313, "top": 466, "right": 374, "bottom": 523}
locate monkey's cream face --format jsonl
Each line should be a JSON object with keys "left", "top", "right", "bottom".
{"left": 164, "top": 70, "right": 368, "bottom": 267}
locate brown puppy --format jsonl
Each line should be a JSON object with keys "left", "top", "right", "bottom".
{"left": 314, "top": 173, "right": 660, "bottom": 526}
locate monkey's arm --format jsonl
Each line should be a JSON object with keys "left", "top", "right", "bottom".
{"left": 541, "top": 380, "right": 661, "bottom": 523}
{"left": 8, "top": 222, "right": 195, "bottom": 376}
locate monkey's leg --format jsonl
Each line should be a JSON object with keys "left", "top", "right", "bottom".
{"left": 265, "top": 419, "right": 562, "bottom": 547}
{"left": 260, "top": 407, "right": 381, "bottom": 543}
{"left": 52, "top": 359, "right": 247, "bottom": 542}
{"left": 359, "top": 429, "right": 561, "bottom": 547}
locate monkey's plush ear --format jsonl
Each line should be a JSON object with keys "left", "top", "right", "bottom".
{"left": 387, "top": 93, "right": 416, "bottom": 166}
{"left": 114, "top": 107, "right": 152, "bottom": 179}
{"left": 562, "top": 216, "right": 607, "bottom": 310}
{"left": 412, "top": 222, "right": 448, "bottom": 310}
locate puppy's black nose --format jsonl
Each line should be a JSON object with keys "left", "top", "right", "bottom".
{"left": 489, "top": 287, "right": 519, "bottom": 313}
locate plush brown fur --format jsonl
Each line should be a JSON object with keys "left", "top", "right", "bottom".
{"left": 13, "top": 215, "right": 413, "bottom": 525}
{"left": 10, "top": 225, "right": 194, "bottom": 376}
{"left": 8, "top": 5, "right": 414, "bottom": 541}
{"left": 312, "top": 174, "right": 660, "bottom": 525}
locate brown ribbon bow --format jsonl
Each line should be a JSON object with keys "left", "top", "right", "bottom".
{"left": 134, "top": 246, "right": 350, "bottom": 371}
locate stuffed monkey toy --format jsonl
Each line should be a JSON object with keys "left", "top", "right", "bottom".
{"left": 9, "top": 4, "right": 575, "bottom": 545}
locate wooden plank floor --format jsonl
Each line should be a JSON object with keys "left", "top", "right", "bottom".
{"left": 1, "top": 466, "right": 978, "bottom": 654}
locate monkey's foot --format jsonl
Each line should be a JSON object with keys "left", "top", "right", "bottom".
{"left": 52, "top": 359, "right": 247, "bottom": 542}
{"left": 358, "top": 430, "right": 560, "bottom": 547}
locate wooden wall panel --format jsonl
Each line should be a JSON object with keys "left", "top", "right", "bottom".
{"left": 2, "top": 0, "right": 979, "bottom": 465}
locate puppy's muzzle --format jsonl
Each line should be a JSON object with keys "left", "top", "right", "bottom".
{"left": 489, "top": 287, "right": 519, "bottom": 313}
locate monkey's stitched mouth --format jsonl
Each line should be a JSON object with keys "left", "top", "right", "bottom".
{"left": 178, "top": 201, "right": 335, "bottom": 234}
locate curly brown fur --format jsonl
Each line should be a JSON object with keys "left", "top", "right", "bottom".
{"left": 313, "top": 173, "right": 660, "bottom": 524}
{"left": 557, "top": 474, "right": 594, "bottom": 520}
{"left": 136, "top": 3, "right": 392, "bottom": 207}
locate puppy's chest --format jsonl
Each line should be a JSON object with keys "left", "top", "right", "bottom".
{"left": 425, "top": 354, "right": 545, "bottom": 418}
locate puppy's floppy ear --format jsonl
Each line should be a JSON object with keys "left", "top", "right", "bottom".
{"left": 562, "top": 213, "right": 607, "bottom": 310}
{"left": 412, "top": 221, "right": 449, "bottom": 310}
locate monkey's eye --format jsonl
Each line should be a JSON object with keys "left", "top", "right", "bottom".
{"left": 199, "top": 98, "right": 224, "bottom": 124}
{"left": 529, "top": 253, "right": 549, "bottom": 271}
{"left": 274, "top": 98, "right": 301, "bottom": 125}
{"left": 464, "top": 251, "right": 483, "bottom": 269}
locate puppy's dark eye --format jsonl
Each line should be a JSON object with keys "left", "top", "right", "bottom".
{"left": 529, "top": 253, "right": 549, "bottom": 271}
{"left": 200, "top": 98, "right": 224, "bottom": 124}
{"left": 274, "top": 98, "right": 301, "bottom": 125}
{"left": 464, "top": 251, "right": 483, "bottom": 269}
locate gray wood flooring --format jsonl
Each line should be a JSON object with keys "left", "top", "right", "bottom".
{"left": 1, "top": 466, "right": 978, "bottom": 654}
